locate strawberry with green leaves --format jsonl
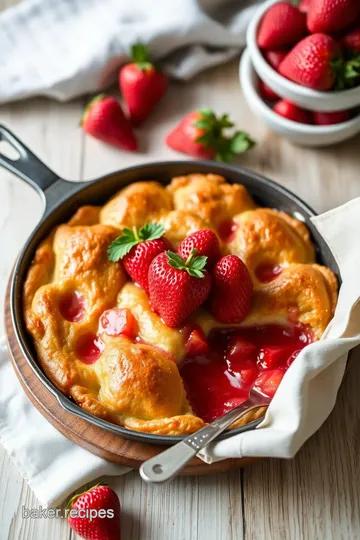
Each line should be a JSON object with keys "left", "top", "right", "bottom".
{"left": 166, "top": 109, "right": 255, "bottom": 162}
{"left": 148, "top": 249, "right": 211, "bottom": 328}
{"left": 119, "top": 43, "right": 168, "bottom": 126}
{"left": 108, "top": 223, "right": 171, "bottom": 293}
{"left": 67, "top": 484, "right": 121, "bottom": 540}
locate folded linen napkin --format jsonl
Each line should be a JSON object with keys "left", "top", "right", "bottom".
{"left": 0, "top": 197, "right": 359, "bottom": 506}
{"left": 0, "top": 0, "right": 262, "bottom": 104}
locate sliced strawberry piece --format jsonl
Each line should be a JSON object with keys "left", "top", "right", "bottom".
{"left": 258, "top": 79, "right": 280, "bottom": 101}
{"left": 257, "top": 2, "right": 307, "bottom": 49}
{"left": 287, "top": 349, "right": 301, "bottom": 367}
{"left": 99, "top": 308, "right": 138, "bottom": 339}
{"left": 226, "top": 336, "right": 257, "bottom": 363}
{"left": 184, "top": 326, "right": 209, "bottom": 357}
{"left": 226, "top": 357, "right": 258, "bottom": 388}
{"left": 254, "top": 368, "right": 285, "bottom": 398}
{"left": 257, "top": 346, "right": 294, "bottom": 370}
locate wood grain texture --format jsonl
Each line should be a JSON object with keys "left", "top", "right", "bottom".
{"left": 1, "top": 0, "right": 360, "bottom": 535}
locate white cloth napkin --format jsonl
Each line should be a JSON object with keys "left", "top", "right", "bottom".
{"left": 0, "top": 0, "right": 261, "bottom": 104}
{"left": 200, "top": 197, "right": 360, "bottom": 462}
{"left": 1, "top": 197, "right": 359, "bottom": 507}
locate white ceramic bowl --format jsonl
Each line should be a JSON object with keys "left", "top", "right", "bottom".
{"left": 240, "top": 49, "right": 360, "bottom": 147}
{"left": 246, "top": 0, "right": 360, "bottom": 112}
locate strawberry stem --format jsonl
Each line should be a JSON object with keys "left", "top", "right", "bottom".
{"left": 131, "top": 43, "right": 153, "bottom": 70}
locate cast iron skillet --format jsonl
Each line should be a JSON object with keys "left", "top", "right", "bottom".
{"left": 0, "top": 124, "right": 341, "bottom": 445}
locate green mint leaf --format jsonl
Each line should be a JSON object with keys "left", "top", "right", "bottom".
{"left": 139, "top": 223, "right": 165, "bottom": 241}
{"left": 191, "top": 255, "right": 208, "bottom": 270}
{"left": 108, "top": 237, "right": 138, "bottom": 261}
{"left": 230, "top": 132, "right": 256, "bottom": 154}
{"left": 187, "top": 268, "right": 205, "bottom": 278}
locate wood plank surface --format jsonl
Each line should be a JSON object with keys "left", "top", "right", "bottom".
{"left": 1, "top": 0, "right": 360, "bottom": 538}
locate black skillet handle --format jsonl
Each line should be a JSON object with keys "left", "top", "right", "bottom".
{"left": 0, "top": 124, "right": 61, "bottom": 194}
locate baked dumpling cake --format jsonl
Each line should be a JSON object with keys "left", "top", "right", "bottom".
{"left": 23, "top": 174, "right": 338, "bottom": 436}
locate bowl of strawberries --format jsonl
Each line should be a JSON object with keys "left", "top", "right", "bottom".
{"left": 241, "top": 0, "right": 360, "bottom": 144}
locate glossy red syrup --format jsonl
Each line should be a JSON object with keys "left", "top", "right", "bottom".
{"left": 59, "top": 291, "right": 85, "bottom": 322}
{"left": 75, "top": 332, "right": 104, "bottom": 364}
{"left": 180, "top": 324, "right": 313, "bottom": 422}
{"left": 255, "top": 263, "right": 283, "bottom": 283}
{"left": 218, "top": 219, "right": 238, "bottom": 243}
{"left": 99, "top": 308, "right": 138, "bottom": 339}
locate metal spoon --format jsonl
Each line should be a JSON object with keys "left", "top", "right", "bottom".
{"left": 139, "top": 388, "right": 270, "bottom": 483}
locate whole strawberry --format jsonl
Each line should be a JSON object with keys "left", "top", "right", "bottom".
{"left": 341, "top": 24, "right": 360, "bottom": 53}
{"left": 273, "top": 100, "right": 312, "bottom": 124}
{"left": 67, "top": 484, "right": 121, "bottom": 540}
{"left": 307, "top": 0, "right": 360, "bottom": 34}
{"left": 210, "top": 255, "right": 253, "bottom": 324}
{"left": 166, "top": 109, "right": 255, "bottom": 162}
{"left": 313, "top": 110, "right": 351, "bottom": 125}
{"left": 279, "top": 34, "right": 340, "bottom": 90}
{"left": 263, "top": 49, "right": 288, "bottom": 72}
{"left": 258, "top": 79, "right": 280, "bottom": 101}
{"left": 257, "top": 2, "right": 306, "bottom": 49}
{"left": 177, "top": 230, "right": 221, "bottom": 269}
{"left": 119, "top": 43, "right": 168, "bottom": 126}
{"left": 81, "top": 94, "right": 137, "bottom": 151}
{"left": 148, "top": 249, "right": 211, "bottom": 328}
{"left": 108, "top": 223, "right": 171, "bottom": 293}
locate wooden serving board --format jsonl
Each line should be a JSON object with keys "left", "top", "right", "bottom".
{"left": 4, "top": 281, "right": 257, "bottom": 474}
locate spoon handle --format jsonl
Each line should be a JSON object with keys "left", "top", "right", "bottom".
{"left": 139, "top": 401, "right": 265, "bottom": 483}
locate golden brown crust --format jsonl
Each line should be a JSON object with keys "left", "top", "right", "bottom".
{"left": 23, "top": 173, "right": 338, "bottom": 436}
{"left": 100, "top": 181, "right": 173, "bottom": 229}
{"left": 168, "top": 173, "right": 256, "bottom": 229}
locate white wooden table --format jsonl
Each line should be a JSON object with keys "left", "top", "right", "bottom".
{"left": 1, "top": 1, "right": 360, "bottom": 538}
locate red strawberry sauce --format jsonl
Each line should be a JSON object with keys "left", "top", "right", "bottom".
{"left": 59, "top": 291, "right": 85, "bottom": 322}
{"left": 75, "top": 332, "right": 105, "bottom": 364}
{"left": 180, "top": 323, "right": 313, "bottom": 422}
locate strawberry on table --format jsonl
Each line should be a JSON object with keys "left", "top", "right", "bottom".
{"left": 306, "top": 0, "right": 360, "bottom": 34}
{"left": 313, "top": 110, "right": 351, "bottom": 125}
{"left": 177, "top": 229, "right": 221, "bottom": 269}
{"left": 81, "top": 94, "right": 137, "bottom": 151}
{"left": 210, "top": 255, "right": 253, "bottom": 324}
{"left": 119, "top": 43, "right": 168, "bottom": 126}
{"left": 257, "top": 2, "right": 306, "bottom": 49}
{"left": 273, "top": 100, "right": 312, "bottom": 124}
{"left": 258, "top": 79, "right": 280, "bottom": 101}
{"left": 148, "top": 249, "right": 211, "bottom": 328}
{"left": 263, "top": 49, "right": 288, "bottom": 72}
{"left": 67, "top": 484, "right": 121, "bottom": 540}
{"left": 108, "top": 223, "right": 171, "bottom": 293}
{"left": 165, "top": 109, "right": 255, "bottom": 162}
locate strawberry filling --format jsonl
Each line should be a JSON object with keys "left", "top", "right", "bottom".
{"left": 99, "top": 308, "right": 138, "bottom": 339}
{"left": 76, "top": 333, "right": 105, "bottom": 364}
{"left": 59, "top": 291, "right": 85, "bottom": 322}
{"left": 180, "top": 323, "right": 313, "bottom": 422}
{"left": 218, "top": 219, "right": 238, "bottom": 243}
{"left": 255, "top": 263, "right": 283, "bottom": 283}
{"left": 182, "top": 324, "right": 209, "bottom": 357}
